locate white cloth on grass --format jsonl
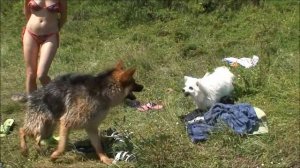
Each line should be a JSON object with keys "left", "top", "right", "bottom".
{"left": 223, "top": 55, "right": 259, "bottom": 68}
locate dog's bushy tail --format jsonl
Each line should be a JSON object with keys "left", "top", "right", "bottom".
{"left": 215, "top": 66, "right": 235, "bottom": 80}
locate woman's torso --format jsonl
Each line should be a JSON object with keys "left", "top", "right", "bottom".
{"left": 26, "top": 0, "right": 60, "bottom": 35}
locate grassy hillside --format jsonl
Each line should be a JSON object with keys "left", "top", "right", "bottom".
{"left": 1, "top": 0, "right": 299, "bottom": 167}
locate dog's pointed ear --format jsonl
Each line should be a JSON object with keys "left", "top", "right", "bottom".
{"left": 184, "top": 76, "right": 189, "bottom": 82}
{"left": 196, "top": 81, "right": 200, "bottom": 87}
{"left": 196, "top": 80, "right": 208, "bottom": 96}
{"left": 203, "top": 72, "right": 210, "bottom": 77}
{"left": 124, "top": 68, "right": 136, "bottom": 77}
{"left": 120, "top": 68, "right": 136, "bottom": 82}
{"left": 196, "top": 80, "right": 201, "bottom": 87}
{"left": 115, "top": 60, "right": 124, "bottom": 70}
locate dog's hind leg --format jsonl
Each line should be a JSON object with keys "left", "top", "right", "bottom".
{"left": 50, "top": 121, "right": 70, "bottom": 161}
{"left": 85, "top": 126, "right": 113, "bottom": 165}
{"left": 34, "top": 135, "right": 42, "bottom": 153}
{"left": 19, "top": 128, "right": 28, "bottom": 156}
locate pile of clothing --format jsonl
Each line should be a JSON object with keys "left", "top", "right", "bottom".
{"left": 222, "top": 55, "right": 259, "bottom": 68}
{"left": 181, "top": 103, "right": 268, "bottom": 143}
{"left": 74, "top": 128, "right": 136, "bottom": 163}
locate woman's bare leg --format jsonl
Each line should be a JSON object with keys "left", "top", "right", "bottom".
{"left": 22, "top": 30, "right": 39, "bottom": 94}
{"left": 38, "top": 34, "right": 58, "bottom": 86}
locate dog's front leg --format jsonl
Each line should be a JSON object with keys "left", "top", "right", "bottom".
{"left": 85, "top": 127, "right": 113, "bottom": 165}
{"left": 50, "top": 121, "right": 69, "bottom": 161}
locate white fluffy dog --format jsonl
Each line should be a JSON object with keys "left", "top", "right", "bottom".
{"left": 183, "top": 66, "right": 234, "bottom": 110}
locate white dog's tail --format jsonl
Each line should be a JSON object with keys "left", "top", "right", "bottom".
{"left": 214, "top": 66, "right": 234, "bottom": 80}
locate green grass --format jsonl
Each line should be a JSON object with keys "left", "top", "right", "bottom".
{"left": 1, "top": 0, "right": 299, "bottom": 167}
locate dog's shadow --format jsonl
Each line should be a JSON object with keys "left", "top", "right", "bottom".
{"left": 68, "top": 137, "right": 116, "bottom": 159}
{"left": 67, "top": 133, "right": 134, "bottom": 160}
{"left": 178, "top": 95, "right": 237, "bottom": 123}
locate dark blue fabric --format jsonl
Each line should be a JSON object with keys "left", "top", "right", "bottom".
{"left": 186, "top": 103, "right": 259, "bottom": 143}
{"left": 187, "top": 123, "right": 214, "bottom": 142}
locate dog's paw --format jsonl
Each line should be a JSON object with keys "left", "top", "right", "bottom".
{"left": 20, "top": 148, "right": 28, "bottom": 157}
{"left": 101, "top": 156, "right": 114, "bottom": 165}
{"left": 50, "top": 151, "right": 61, "bottom": 161}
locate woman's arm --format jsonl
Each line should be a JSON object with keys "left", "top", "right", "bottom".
{"left": 58, "top": 0, "right": 67, "bottom": 30}
{"left": 24, "top": 0, "right": 31, "bottom": 20}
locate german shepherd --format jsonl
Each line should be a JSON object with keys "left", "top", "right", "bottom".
{"left": 19, "top": 61, "right": 143, "bottom": 164}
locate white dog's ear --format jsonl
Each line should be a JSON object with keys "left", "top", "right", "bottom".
{"left": 184, "top": 76, "right": 189, "bottom": 82}
{"left": 196, "top": 79, "right": 207, "bottom": 92}
{"left": 196, "top": 80, "right": 208, "bottom": 96}
{"left": 196, "top": 81, "right": 200, "bottom": 87}
{"left": 203, "top": 72, "right": 210, "bottom": 77}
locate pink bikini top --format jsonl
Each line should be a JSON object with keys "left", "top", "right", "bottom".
{"left": 28, "top": 0, "right": 61, "bottom": 13}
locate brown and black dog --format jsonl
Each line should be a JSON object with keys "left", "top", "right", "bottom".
{"left": 19, "top": 61, "right": 143, "bottom": 164}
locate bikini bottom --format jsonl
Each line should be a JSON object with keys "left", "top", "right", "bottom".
{"left": 22, "top": 27, "right": 59, "bottom": 47}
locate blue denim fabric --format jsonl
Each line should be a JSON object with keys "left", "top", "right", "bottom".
{"left": 186, "top": 103, "right": 259, "bottom": 143}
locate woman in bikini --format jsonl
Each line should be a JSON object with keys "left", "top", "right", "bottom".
{"left": 12, "top": 0, "right": 67, "bottom": 102}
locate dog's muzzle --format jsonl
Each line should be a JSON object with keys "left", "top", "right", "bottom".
{"left": 126, "top": 92, "right": 137, "bottom": 100}
{"left": 132, "top": 83, "right": 143, "bottom": 92}
{"left": 182, "top": 89, "right": 190, "bottom": 97}
{"left": 126, "top": 84, "right": 144, "bottom": 100}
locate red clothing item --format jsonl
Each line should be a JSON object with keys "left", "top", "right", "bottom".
{"left": 28, "top": 0, "right": 61, "bottom": 13}
{"left": 22, "top": 27, "right": 59, "bottom": 47}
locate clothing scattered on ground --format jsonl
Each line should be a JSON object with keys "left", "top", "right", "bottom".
{"left": 251, "top": 107, "right": 269, "bottom": 135}
{"left": 179, "top": 108, "right": 206, "bottom": 123}
{"left": 73, "top": 139, "right": 96, "bottom": 153}
{"left": 113, "top": 151, "right": 136, "bottom": 164}
{"left": 73, "top": 128, "right": 136, "bottom": 163}
{"left": 40, "top": 136, "right": 60, "bottom": 146}
{"left": 222, "top": 55, "right": 259, "bottom": 68}
{"left": 179, "top": 95, "right": 236, "bottom": 123}
{"left": 125, "top": 100, "right": 163, "bottom": 112}
{"left": 183, "top": 103, "right": 268, "bottom": 143}
{"left": 0, "top": 119, "right": 15, "bottom": 137}
{"left": 137, "top": 102, "right": 163, "bottom": 112}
